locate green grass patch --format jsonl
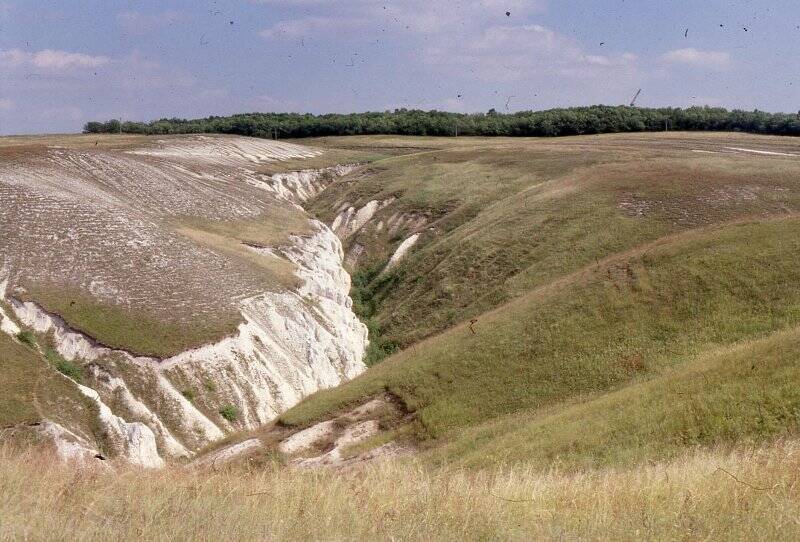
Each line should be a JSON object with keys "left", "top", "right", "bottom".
{"left": 18, "top": 284, "right": 241, "bottom": 359}
{"left": 312, "top": 134, "right": 800, "bottom": 353}
{"left": 437, "top": 325, "right": 800, "bottom": 469}
{"left": 15, "top": 330, "right": 36, "bottom": 347}
{"left": 219, "top": 405, "right": 239, "bottom": 422}
{"left": 44, "top": 349, "right": 83, "bottom": 383}
{"left": 350, "top": 262, "right": 400, "bottom": 365}
{"left": 0, "top": 334, "right": 92, "bottom": 430}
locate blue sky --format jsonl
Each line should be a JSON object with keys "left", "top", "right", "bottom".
{"left": 1, "top": 0, "right": 798, "bottom": 134}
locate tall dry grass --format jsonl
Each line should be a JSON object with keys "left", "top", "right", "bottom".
{"left": 1, "top": 440, "right": 798, "bottom": 541}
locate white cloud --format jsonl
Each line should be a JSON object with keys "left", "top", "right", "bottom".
{"left": 425, "top": 24, "right": 638, "bottom": 83}
{"left": 0, "top": 49, "right": 110, "bottom": 71}
{"left": 259, "top": 0, "right": 547, "bottom": 39}
{"left": 662, "top": 48, "right": 731, "bottom": 70}
{"left": 116, "top": 10, "right": 185, "bottom": 35}
{"left": 261, "top": 16, "right": 365, "bottom": 39}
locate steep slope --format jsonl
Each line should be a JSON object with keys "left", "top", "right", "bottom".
{"left": 0, "top": 134, "right": 373, "bottom": 465}
{"left": 442, "top": 324, "right": 800, "bottom": 468}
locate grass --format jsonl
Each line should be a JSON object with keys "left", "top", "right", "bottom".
{"left": 0, "top": 333, "right": 93, "bottom": 434}
{"left": 45, "top": 349, "right": 82, "bottom": 384}
{"left": 435, "top": 324, "right": 800, "bottom": 469}
{"left": 17, "top": 205, "right": 322, "bottom": 358}
{"left": 309, "top": 133, "right": 800, "bottom": 350}
{"left": 0, "top": 439, "right": 798, "bottom": 540}
{"left": 0, "top": 334, "right": 42, "bottom": 426}
{"left": 14, "top": 331, "right": 35, "bottom": 348}
{"left": 281, "top": 217, "right": 800, "bottom": 464}
{"left": 258, "top": 144, "right": 389, "bottom": 174}
{"left": 17, "top": 283, "right": 242, "bottom": 359}
{"left": 219, "top": 405, "right": 239, "bottom": 423}
{"left": 2, "top": 132, "right": 379, "bottom": 359}
{"left": 349, "top": 262, "right": 400, "bottom": 365}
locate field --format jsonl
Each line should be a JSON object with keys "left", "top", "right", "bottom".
{"left": 1, "top": 439, "right": 798, "bottom": 540}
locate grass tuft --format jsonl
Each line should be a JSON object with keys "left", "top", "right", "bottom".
{"left": 219, "top": 405, "right": 239, "bottom": 422}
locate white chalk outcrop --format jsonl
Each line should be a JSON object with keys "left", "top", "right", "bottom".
{"left": 254, "top": 165, "right": 358, "bottom": 204}
{"left": 1, "top": 220, "right": 368, "bottom": 466}
{"left": 332, "top": 199, "right": 395, "bottom": 239}
{"left": 386, "top": 234, "right": 421, "bottom": 270}
{"left": 128, "top": 135, "right": 322, "bottom": 166}
{"left": 38, "top": 421, "right": 102, "bottom": 464}
{"left": 0, "top": 280, "right": 20, "bottom": 335}
{"left": 77, "top": 384, "right": 165, "bottom": 468}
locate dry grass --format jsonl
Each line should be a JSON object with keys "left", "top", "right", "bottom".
{"left": 1, "top": 440, "right": 798, "bottom": 540}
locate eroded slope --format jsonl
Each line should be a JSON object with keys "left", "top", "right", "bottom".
{"left": 0, "top": 134, "right": 369, "bottom": 466}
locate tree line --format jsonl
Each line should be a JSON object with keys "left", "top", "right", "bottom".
{"left": 84, "top": 105, "right": 800, "bottom": 139}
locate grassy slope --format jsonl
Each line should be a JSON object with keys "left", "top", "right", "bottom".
{"left": 438, "top": 324, "right": 800, "bottom": 469}
{"left": 0, "top": 332, "right": 94, "bottom": 435}
{"left": 0, "top": 333, "right": 41, "bottom": 426}
{"left": 308, "top": 133, "right": 800, "bottom": 350}
{"left": 272, "top": 133, "right": 800, "bottom": 467}
{"left": 282, "top": 216, "right": 800, "bottom": 466}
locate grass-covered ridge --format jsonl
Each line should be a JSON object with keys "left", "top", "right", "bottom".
{"left": 281, "top": 217, "right": 800, "bottom": 465}
{"left": 18, "top": 283, "right": 242, "bottom": 359}
{"left": 0, "top": 332, "right": 94, "bottom": 434}
{"left": 438, "top": 324, "right": 800, "bottom": 469}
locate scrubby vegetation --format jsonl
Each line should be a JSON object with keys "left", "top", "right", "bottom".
{"left": 45, "top": 349, "right": 82, "bottom": 384}
{"left": 278, "top": 133, "right": 800, "bottom": 473}
{"left": 283, "top": 218, "right": 800, "bottom": 464}
{"left": 219, "top": 405, "right": 239, "bottom": 422}
{"left": 349, "top": 263, "right": 400, "bottom": 365}
{"left": 4, "top": 130, "right": 800, "bottom": 539}
{"left": 0, "top": 334, "right": 92, "bottom": 430}
{"left": 14, "top": 330, "right": 35, "bottom": 347}
{"left": 85, "top": 105, "right": 800, "bottom": 138}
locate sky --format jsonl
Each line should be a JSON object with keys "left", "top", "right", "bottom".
{"left": 0, "top": 0, "right": 799, "bottom": 134}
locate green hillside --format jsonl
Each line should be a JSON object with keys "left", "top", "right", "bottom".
{"left": 277, "top": 133, "right": 800, "bottom": 468}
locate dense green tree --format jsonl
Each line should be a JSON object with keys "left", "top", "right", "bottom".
{"left": 83, "top": 106, "right": 800, "bottom": 139}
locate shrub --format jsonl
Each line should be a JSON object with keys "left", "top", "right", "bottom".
{"left": 55, "top": 360, "right": 83, "bottom": 382}
{"left": 15, "top": 330, "right": 36, "bottom": 347}
{"left": 45, "top": 348, "right": 83, "bottom": 383}
{"left": 181, "top": 389, "right": 196, "bottom": 402}
{"left": 219, "top": 405, "right": 238, "bottom": 422}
